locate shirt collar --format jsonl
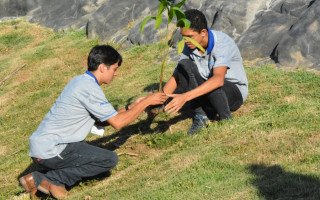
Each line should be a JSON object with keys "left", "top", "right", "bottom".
{"left": 206, "top": 27, "right": 214, "bottom": 54}
{"left": 189, "top": 28, "right": 214, "bottom": 56}
{"left": 85, "top": 71, "right": 99, "bottom": 85}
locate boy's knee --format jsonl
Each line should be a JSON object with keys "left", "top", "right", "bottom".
{"left": 106, "top": 151, "right": 118, "bottom": 169}
{"left": 177, "top": 59, "right": 196, "bottom": 72}
{"left": 178, "top": 59, "right": 194, "bottom": 66}
{"left": 111, "top": 151, "right": 118, "bottom": 167}
{"left": 177, "top": 59, "right": 198, "bottom": 73}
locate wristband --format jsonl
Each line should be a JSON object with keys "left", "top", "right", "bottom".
{"left": 125, "top": 104, "right": 130, "bottom": 110}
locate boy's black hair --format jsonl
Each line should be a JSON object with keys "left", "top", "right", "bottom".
{"left": 88, "top": 45, "right": 122, "bottom": 71}
{"left": 183, "top": 9, "right": 208, "bottom": 33}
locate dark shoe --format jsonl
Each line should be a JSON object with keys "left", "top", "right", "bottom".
{"left": 38, "top": 179, "right": 68, "bottom": 199}
{"left": 19, "top": 173, "right": 39, "bottom": 199}
{"left": 187, "top": 114, "right": 209, "bottom": 135}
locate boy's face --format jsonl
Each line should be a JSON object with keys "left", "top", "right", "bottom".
{"left": 102, "top": 62, "right": 119, "bottom": 84}
{"left": 180, "top": 27, "right": 207, "bottom": 50}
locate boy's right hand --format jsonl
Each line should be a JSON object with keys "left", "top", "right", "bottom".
{"left": 145, "top": 92, "right": 167, "bottom": 106}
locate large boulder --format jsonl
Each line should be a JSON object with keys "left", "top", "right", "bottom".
{"left": 86, "top": 0, "right": 159, "bottom": 44}
{"left": 27, "top": 0, "right": 95, "bottom": 31}
{"left": 237, "top": 11, "right": 296, "bottom": 60}
{"left": 183, "top": 0, "right": 268, "bottom": 40}
{"left": 0, "top": 0, "right": 39, "bottom": 20}
{"left": 273, "top": 0, "right": 320, "bottom": 69}
{"left": 1, "top": 0, "right": 320, "bottom": 70}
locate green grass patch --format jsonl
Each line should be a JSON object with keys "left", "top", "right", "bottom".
{"left": 0, "top": 32, "right": 33, "bottom": 51}
{"left": 0, "top": 19, "right": 320, "bottom": 200}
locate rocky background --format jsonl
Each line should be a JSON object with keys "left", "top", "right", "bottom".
{"left": 1, "top": 0, "right": 319, "bottom": 70}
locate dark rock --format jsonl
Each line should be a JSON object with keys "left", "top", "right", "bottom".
{"left": 27, "top": 0, "right": 92, "bottom": 31}
{"left": 273, "top": 0, "right": 320, "bottom": 69}
{"left": 271, "top": 0, "right": 314, "bottom": 17}
{"left": 0, "top": 0, "right": 39, "bottom": 19}
{"left": 1, "top": 0, "right": 320, "bottom": 70}
{"left": 237, "top": 11, "right": 296, "bottom": 59}
{"left": 128, "top": 18, "right": 172, "bottom": 46}
{"left": 181, "top": 0, "right": 270, "bottom": 40}
{"left": 86, "top": 0, "right": 158, "bottom": 43}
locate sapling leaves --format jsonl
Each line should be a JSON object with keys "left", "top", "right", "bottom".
{"left": 182, "top": 36, "right": 206, "bottom": 53}
{"left": 172, "top": 7, "right": 185, "bottom": 21}
{"left": 168, "top": 8, "right": 175, "bottom": 24}
{"left": 141, "top": 0, "right": 190, "bottom": 34}
{"left": 140, "top": 16, "right": 156, "bottom": 35}
{"left": 140, "top": 0, "right": 190, "bottom": 92}
{"left": 177, "top": 18, "right": 190, "bottom": 30}
{"left": 177, "top": 39, "right": 185, "bottom": 54}
{"left": 175, "top": 0, "right": 186, "bottom": 8}
{"left": 155, "top": 1, "right": 166, "bottom": 29}
{"left": 155, "top": 15, "right": 163, "bottom": 29}
{"left": 177, "top": 37, "right": 206, "bottom": 55}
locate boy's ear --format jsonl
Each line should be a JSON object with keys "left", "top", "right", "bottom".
{"left": 98, "top": 63, "right": 105, "bottom": 73}
{"left": 200, "top": 28, "right": 207, "bottom": 35}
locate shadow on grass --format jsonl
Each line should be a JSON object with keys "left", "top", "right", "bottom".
{"left": 249, "top": 164, "right": 320, "bottom": 199}
{"left": 87, "top": 107, "right": 191, "bottom": 151}
{"left": 143, "top": 82, "right": 163, "bottom": 92}
{"left": 88, "top": 81, "right": 192, "bottom": 151}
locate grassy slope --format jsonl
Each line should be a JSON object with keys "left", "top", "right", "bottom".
{"left": 0, "top": 20, "right": 320, "bottom": 200}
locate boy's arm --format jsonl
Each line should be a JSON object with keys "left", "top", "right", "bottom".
{"left": 117, "top": 96, "right": 146, "bottom": 114}
{"left": 96, "top": 96, "right": 146, "bottom": 127}
{"left": 163, "top": 75, "right": 178, "bottom": 95}
{"left": 106, "top": 93, "right": 166, "bottom": 130}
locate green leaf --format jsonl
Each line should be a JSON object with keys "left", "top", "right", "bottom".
{"left": 175, "top": 0, "right": 186, "bottom": 8}
{"left": 158, "top": 0, "right": 171, "bottom": 11}
{"left": 155, "top": 0, "right": 169, "bottom": 29}
{"left": 177, "top": 38, "right": 185, "bottom": 55}
{"left": 177, "top": 18, "right": 190, "bottom": 30}
{"left": 183, "top": 36, "right": 206, "bottom": 53}
{"left": 172, "top": 7, "right": 185, "bottom": 20}
{"left": 155, "top": 15, "right": 163, "bottom": 29}
{"left": 140, "top": 16, "right": 156, "bottom": 35}
{"left": 157, "top": 1, "right": 166, "bottom": 15}
{"left": 168, "top": 8, "right": 175, "bottom": 24}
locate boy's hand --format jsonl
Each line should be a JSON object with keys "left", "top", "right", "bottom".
{"left": 165, "top": 93, "right": 187, "bottom": 114}
{"left": 145, "top": 92, "right": 167, "bottom": 105}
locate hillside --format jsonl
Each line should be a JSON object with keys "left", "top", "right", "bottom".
{"left": 2, "top": 0, "right": 320, "bottom": 69}
{"left": 0, "top": 19, "right": 320, "bottom": 200}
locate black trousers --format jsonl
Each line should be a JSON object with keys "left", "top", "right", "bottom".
{"left": 32, "top": 142, "right": 118, "bottom": 187}
{"left": 175, "top": 59, "right": 243, "bottom": 120}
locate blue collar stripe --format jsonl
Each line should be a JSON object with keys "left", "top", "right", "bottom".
{"left": 85, "top": 71, "right": 99, "bottom": 85}
{"left": 206, "top": 27, "right": 214, "bottom": 54}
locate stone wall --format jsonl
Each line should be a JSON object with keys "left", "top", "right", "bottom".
{"left": 1, "top": 0, "right": 319, "bottom": 70}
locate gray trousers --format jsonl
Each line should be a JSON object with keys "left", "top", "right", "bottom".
{"left": 32, "top": 142, "right": 118, "bottom": 187}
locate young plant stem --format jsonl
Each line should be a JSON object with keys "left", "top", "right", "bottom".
{"left": 158, "top": 24, "right": 171, "bottom": 92}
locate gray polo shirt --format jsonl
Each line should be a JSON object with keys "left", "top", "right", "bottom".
{"left": 178, "top": 29, "right": 248, "bottom": 101}
{"left": 29, "top": 71, "right": 117, "bottom": 159}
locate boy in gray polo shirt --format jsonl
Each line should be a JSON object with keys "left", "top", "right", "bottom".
{"left": 164, "top": 9, "right": 248, "bottom": 135}
{"left": 19, "top": 45, "right": 166, "bottom": 199}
